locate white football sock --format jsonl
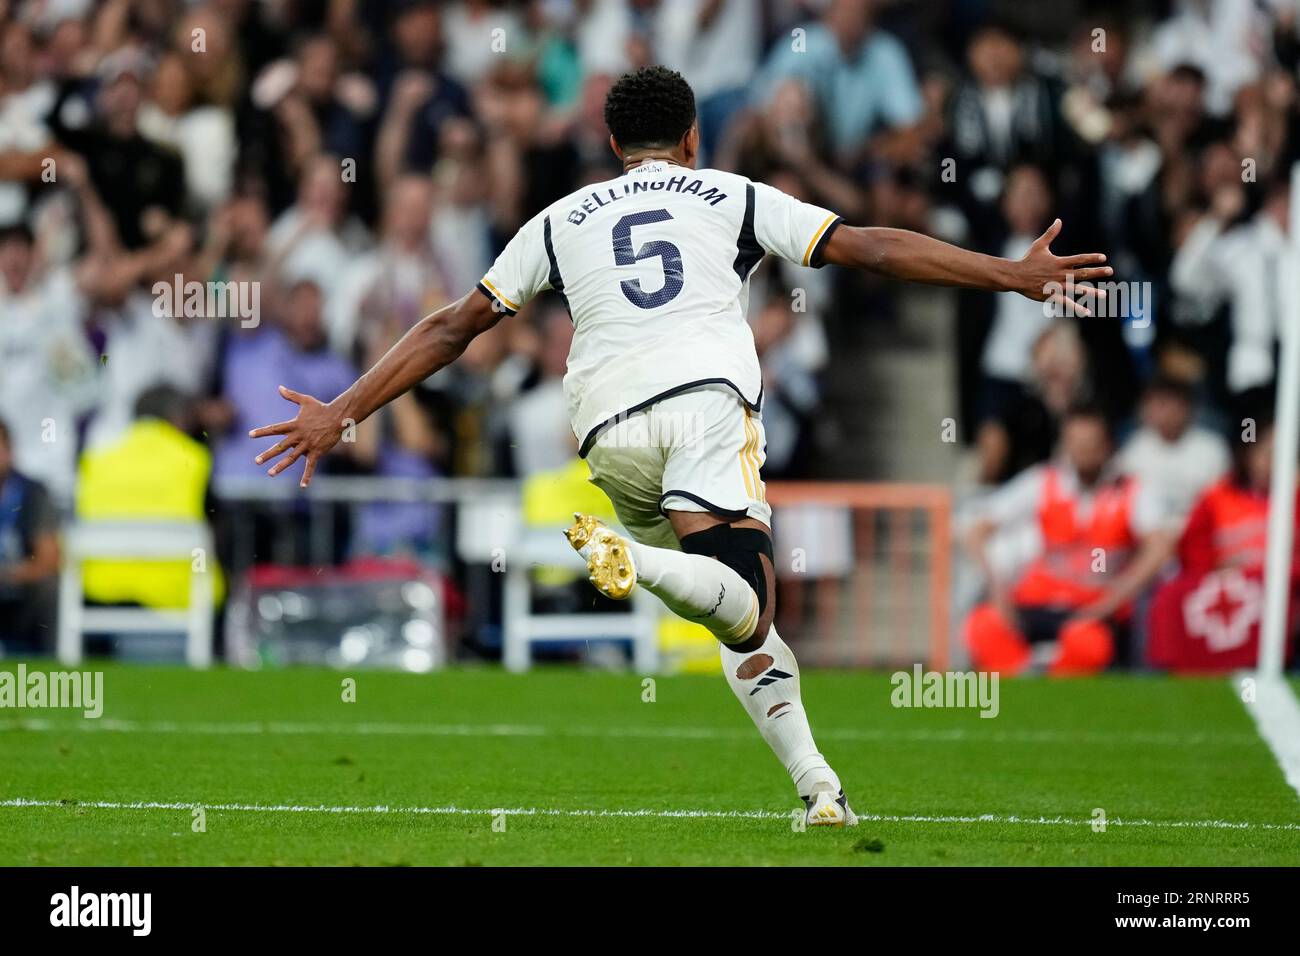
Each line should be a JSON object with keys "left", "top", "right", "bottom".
{"left": 720, "top": 627, "right": 840, "bottom": 798}
{"left": 623, "top": 540, "right": 759, "bottom": 643}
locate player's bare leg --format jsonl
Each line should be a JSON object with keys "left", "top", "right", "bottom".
{"left": 564, "top": 509, "right": 857, "bottom": 827}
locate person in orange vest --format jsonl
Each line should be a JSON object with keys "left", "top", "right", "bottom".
{"left": 963, "top": 404, "right": 1178, "bottom": 675}
{"left": 1147, "top": 417, "right": 1300, "bottom": 670}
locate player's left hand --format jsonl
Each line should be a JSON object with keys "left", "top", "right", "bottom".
{"left": 1014, "top": 219, "right": 1113, "bottom": 316}
{"left": 249, "top": 385, "right": 345, "bottom": 487}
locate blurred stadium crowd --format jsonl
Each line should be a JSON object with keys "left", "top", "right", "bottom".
{"left": 0, "top": 0, "right": 1298, "bottom": 668}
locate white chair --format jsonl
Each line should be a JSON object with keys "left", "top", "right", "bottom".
{"left": 57, "top": 520, "right": 216, "bottom": 668}
{"left": 502, "top": 526, "right": 659, "bottom": 674}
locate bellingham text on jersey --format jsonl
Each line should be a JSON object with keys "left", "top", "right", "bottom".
{"left": 565, "top": 175, "right": 728, "bottom": 226}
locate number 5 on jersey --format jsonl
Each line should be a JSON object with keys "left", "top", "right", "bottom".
{"left": 612, "top": 209, "right": 684, "bottom": 310}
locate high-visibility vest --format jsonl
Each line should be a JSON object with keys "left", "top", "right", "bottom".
{"left": 1202, "top": 480, "right": 1271, "bottom": 570}
{"left": 521, "top": 457, "right": 618, "bottom": 529}
{"left": 1012, "top": 466, "right": 1137, "bottom": 612}
{"left": 521, "top": 457, "right": 618, "bottom": 587}
{"left": 1148, "top": 478, "right": 1300, "bottom": 671}
{"left": 76, "top": 419, "right": 225, "bottom": 608}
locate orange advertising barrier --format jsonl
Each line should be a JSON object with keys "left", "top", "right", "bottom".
{"left": 764, "top": 482, "right": 952, "bottom": 670}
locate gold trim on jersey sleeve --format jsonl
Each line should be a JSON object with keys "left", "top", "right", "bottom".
{"left": 480, "top": 277, "right": 521, "bottom": 313}
{"left": 801, "top": 214, "right": 839, "bottom": 267}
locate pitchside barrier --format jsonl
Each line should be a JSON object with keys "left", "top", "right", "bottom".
{"left": 66, "top": 476, "right": 951, "bottom": 670}
{"left": 766, "top": 483, "right": 952, "bottom": 670}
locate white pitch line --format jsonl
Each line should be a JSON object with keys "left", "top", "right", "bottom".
{"left": 0, "top": 717, "right": 1257, "bottom": 748}
{"left": 2, "top": 797, "right": 1299, "bottom": 831}
{"left": 1236, "top": 672, "right": 1300, "bottom": 801}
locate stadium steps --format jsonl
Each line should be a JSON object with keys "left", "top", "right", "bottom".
{"left": 819, "top": 286, "right": 960, "bottom": 482}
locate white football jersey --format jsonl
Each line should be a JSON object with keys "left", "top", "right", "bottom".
{"left": 477, "top": 161, "right": 841, "bottom": 456}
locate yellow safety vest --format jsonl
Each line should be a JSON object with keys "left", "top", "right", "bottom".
{"left": 76, "top": 419, "right": 225, "bottom": 608}
{"left": 522, "top": 457, "right": 618, "bottom": 527}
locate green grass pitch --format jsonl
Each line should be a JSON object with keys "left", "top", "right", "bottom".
{"left": 1, "top": 663, "right": 1298, "bottom": 865}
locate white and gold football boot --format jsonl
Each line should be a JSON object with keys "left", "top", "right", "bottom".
{"left": 802, "top": 783, "right": 860, "bottom": 828}
{"left": 563, "top": 513, "right": 637, "bottom": 600}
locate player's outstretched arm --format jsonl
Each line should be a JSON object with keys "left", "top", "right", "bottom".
{"left": 249, "top": 289, "right": 505, "bottom": 486}
{"left": 820, "top": 218, "right": 1112, "bottom": 316}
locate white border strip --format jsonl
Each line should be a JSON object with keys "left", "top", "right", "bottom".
{"left": 3, "top": 797, "right": 1299, "bottom": 831}
{"left": 1237, "top": 672, "right": 1300, "bottom": 800}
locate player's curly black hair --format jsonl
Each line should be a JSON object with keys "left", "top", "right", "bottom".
{"left": 603, "top": 66, "right": 696, "bottom": 151}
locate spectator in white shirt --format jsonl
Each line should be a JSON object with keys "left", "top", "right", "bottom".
{"left": 1169, "top": 174, "right": 1291, "bottom": 400}
{"left": 86, "top": 289, "right": 218, "bottom": 452}
{"left": 977, "top": 164, "right": 1057, "bottom": 422}
{"left": 0, "top": 223, "right": 97, "bottom": 498}
{"left": 0, "top": 21, "right": 59, "bottom": 226}
{"left": 266, "top": 153, "right": 372, "bottom": 304}
{"left": 1117, "top": 376, "right": 1230, "bottom": 528}
{"left": 1143, "top": 0, "right": 1270, "bottom": 118}
{"left": 508, "top": 299, "right": 576, "bottom": 477}
{"left": 329, "top": 174, "right": 455, "bottom": 359}
{"left": 653, "top": 0, "right": 761, "bottom": 162}
{"left": 138, "top": 52, "right": 236, "bottom": 212}
{"left": 429, "top": 119, "right": 494, "bottom": 296}
{"left": 551, "top": 0, "right": 632, "bottom": 78}
{"left": 441, "top": 0, "right": 528, "bottom": 86}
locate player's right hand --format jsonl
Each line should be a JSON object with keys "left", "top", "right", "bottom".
{"left": 249, "top": 385, "right": 345, "bottom": 488}
{"left": 1014, "top": 218, "right": 1112, "bottom": 316}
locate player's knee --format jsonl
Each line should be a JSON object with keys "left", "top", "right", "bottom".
{"left": 680, "top": 523, "right": 773, "bottom": 615}
{"left": 725, "top": 615, "right": 772, "bottom": 653}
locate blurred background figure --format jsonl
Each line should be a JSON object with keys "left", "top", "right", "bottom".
{"left": 1116, "top": 375, "right": 1230, "bottom": 528}
{"left": 0, "top": 418, "right": 60, "bottom": 654}
{"left": 76, "top": 385, "right": 224, "bottom": 614}
{"left": 212, "top": 279, "right": 357, "bottom": 486}
{"left": 1170, "top": 173, "right": 1292, "bottom": 414}
{"left": 1148, "top": 417, "right": 1300, "bottom": 671}
{"left": 752, "top": 0, "right": 923, "bottom": 169}
{"left": 265, "top": 153, "right": 371, "bottom": 307}
{"left": 972, "top": 164, "right": 1059, "bottom": 428}
{"left": 652, "top": 0, "right": 761, "bottom": 164}
{"left": 138, "top": 51, "right": 236, "bottom": 212}
{"left": 942, "top": 21, "right": 1077, "bottom": 252}
{"left": 973, "top": 320, "right": 1092, "bottom": 486}
{"left": 508, "top": 296, "right": 576, "bottom": 478}
{"left": 0, "top": 222, "right": 97, "bottom": 498}
{"left": 963, "top": 405, "right": 1177, "bottom": 675}
{"left": 330, "top": 172, "right": 453, "bottom": 358}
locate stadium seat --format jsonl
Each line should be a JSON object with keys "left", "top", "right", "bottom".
{"left": 56, "top": 520, "right": 216, "bottom": 668}
{"left": 502, "top": 525, "right": 659, "bottom": 673}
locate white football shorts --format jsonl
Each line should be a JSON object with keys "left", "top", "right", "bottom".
{"left": 584, "top": 385, "right": 772, "bottom": 550}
